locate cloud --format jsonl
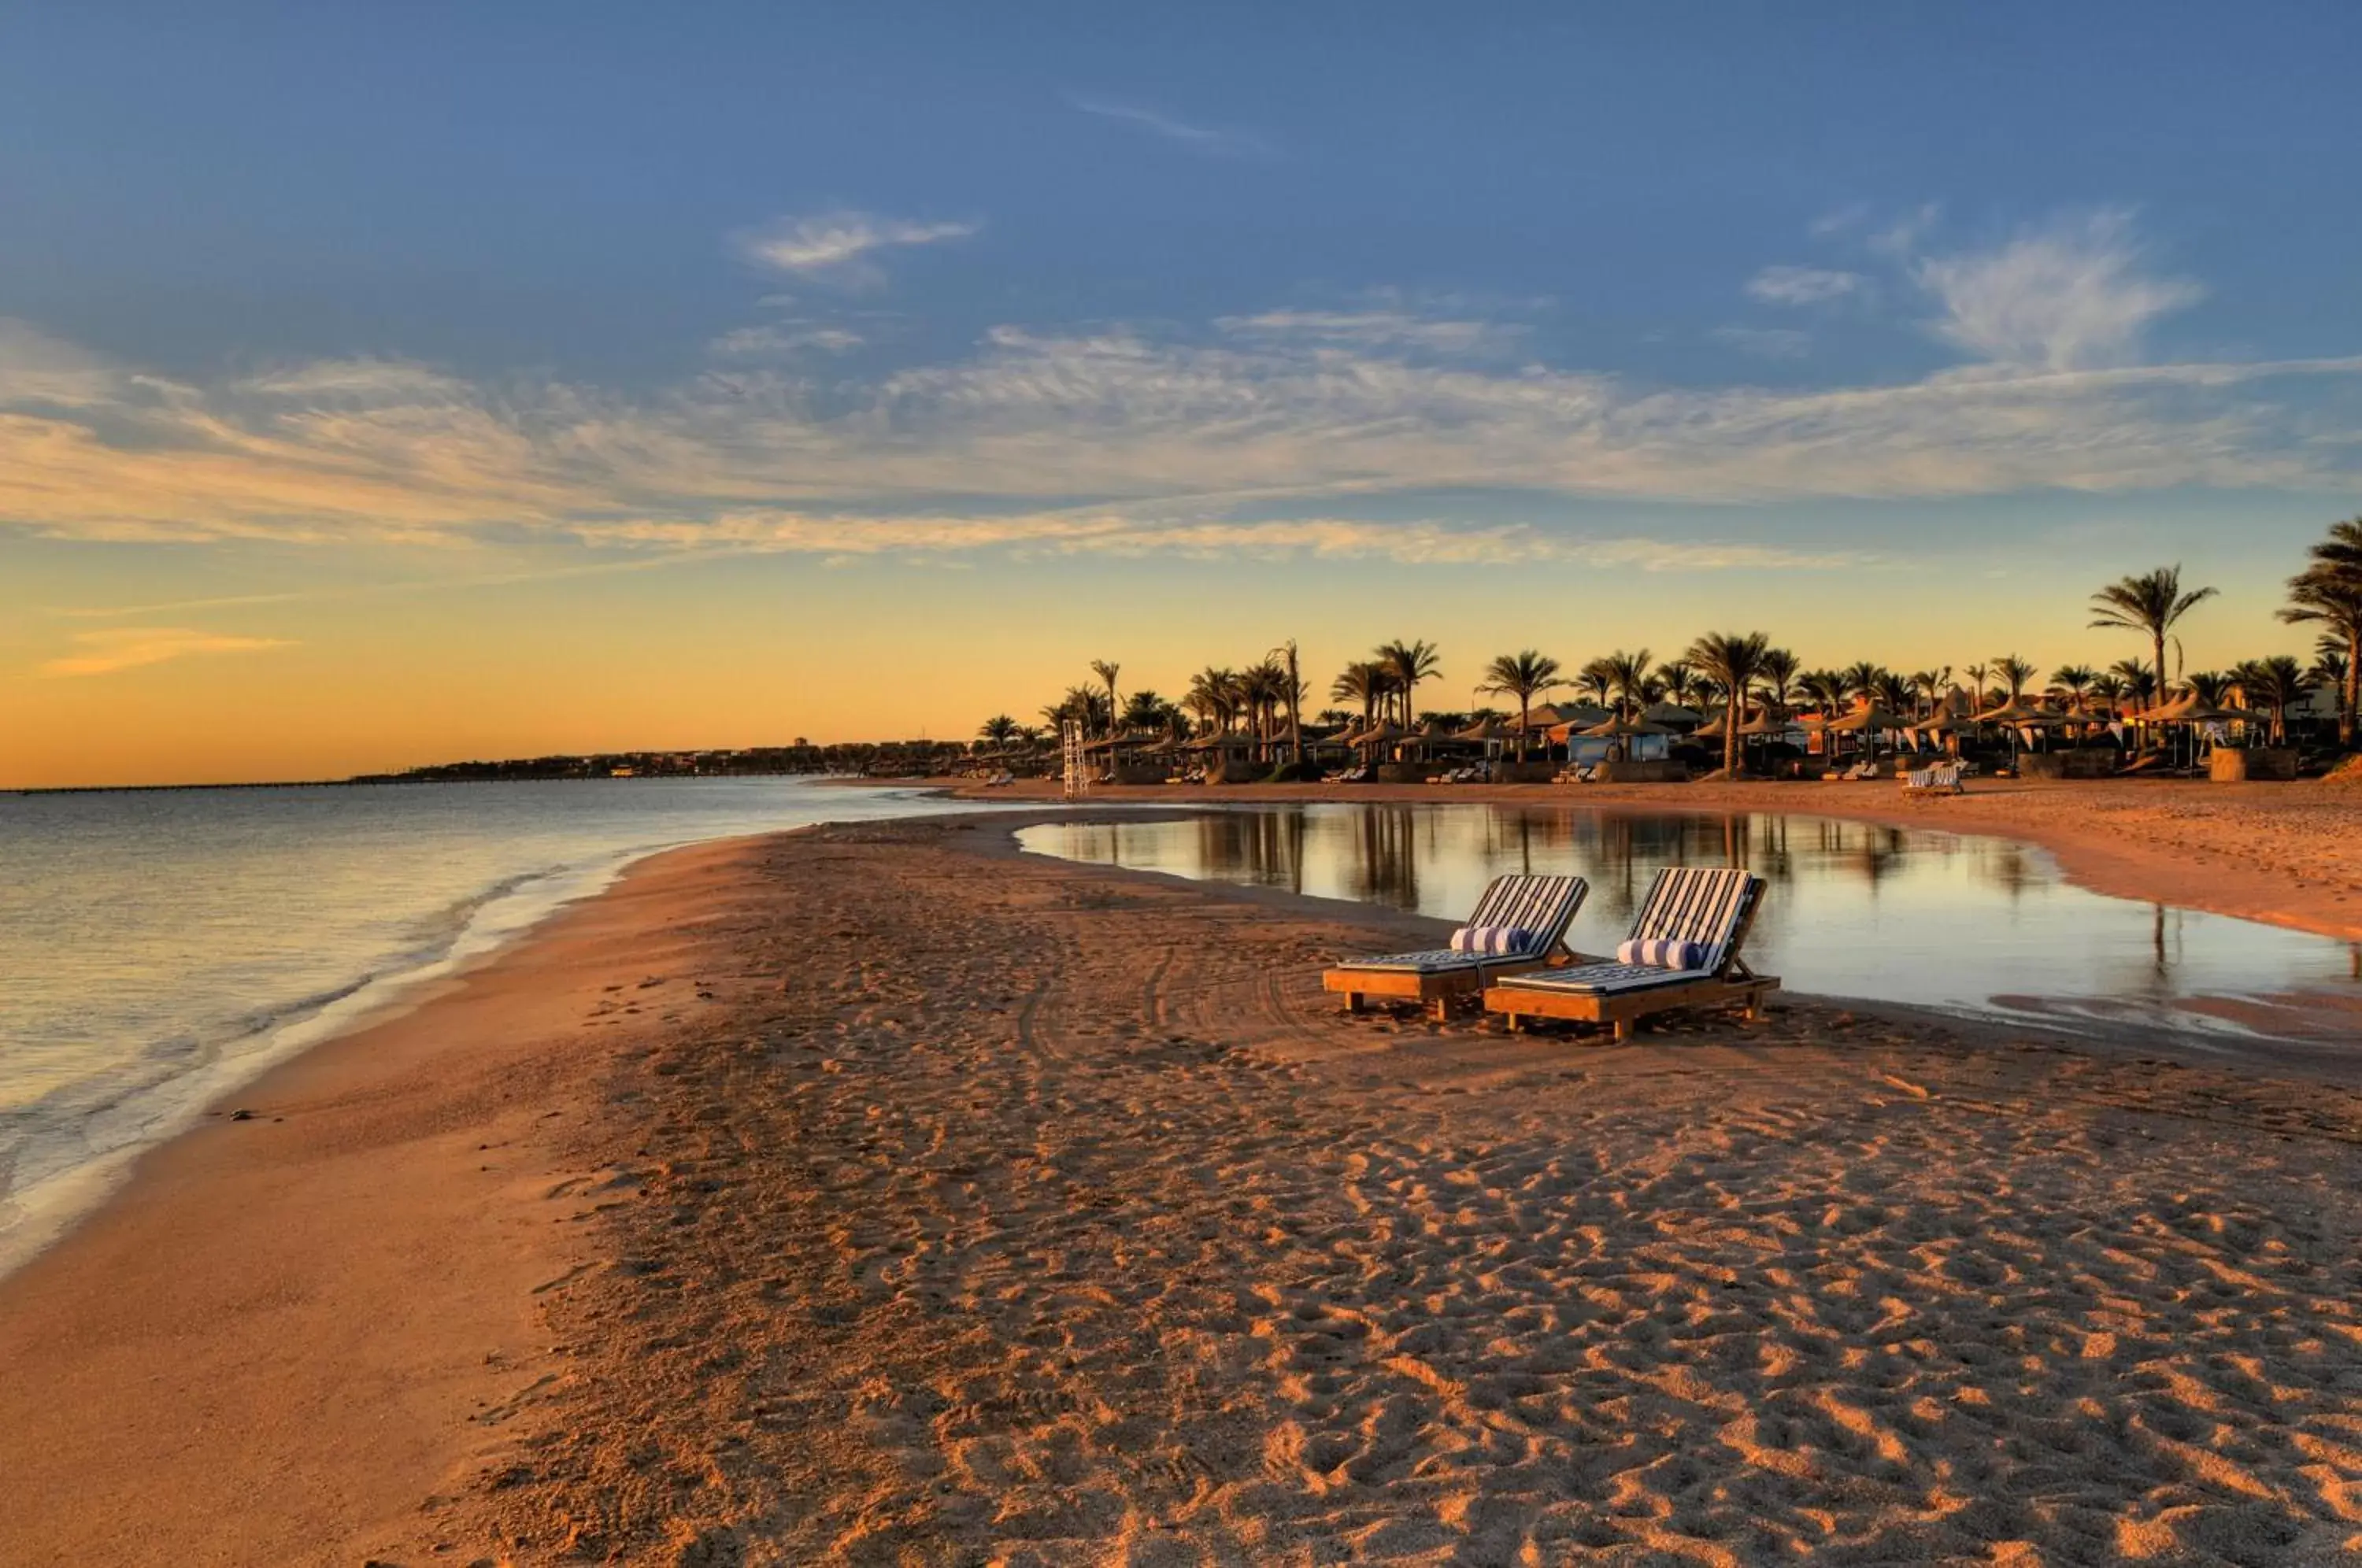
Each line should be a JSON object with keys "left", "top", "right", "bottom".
{"left": 1744, "top": 266, "right": 1865, "bottom": 307}
{"left": 2, "top": 215, "right": 2357, "bottom": 566}
{"left": 1216, "top": 309, "right": 1523, "bottom": 356}
{"left": 1914, "top": 208, "right": 2202, "bottom": 372}
{"left": 1066, "top": 95, "right": 1268, "bottom": 156}
{"left": 0, "top": 320, "right": 122, "bottom": 407}
{"left": 1809, "top": 203, "right": 1871, "bottom": 240}
{"left": 570, "top": 508, "right": 1865, "bottom": 572}
{"left": 735, "top": 211, "right": 978, "bottom": 287}
{"left": 1710, "top": 326, "right": 1811, "bottom": 360}
{"left": 40, "top": 627, "right": 296, "bottom": 678}
{"left": 708, "top": 324, "right": 865, "bottom": 357}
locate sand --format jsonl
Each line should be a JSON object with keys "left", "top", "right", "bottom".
{"left": 9, "top": 808, "right": 2362, "bottom": 1564}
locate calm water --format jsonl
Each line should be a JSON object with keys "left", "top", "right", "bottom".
{"left": 0, "top": 778, "right": 968, "bottom": 1275}
{"left": 1020, "top": 805, "right": 2362, "bottom": 1043}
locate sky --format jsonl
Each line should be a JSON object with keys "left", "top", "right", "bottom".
{"left": 3, "top": 1, "right": 2359, "bottom": 786}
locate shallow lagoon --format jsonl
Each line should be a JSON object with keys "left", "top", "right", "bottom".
{"left": 1020, "top": 804, "right": 2362, "bottom": 1044}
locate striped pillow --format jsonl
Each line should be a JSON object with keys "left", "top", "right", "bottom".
{"left": 1618, "top": 937, "right": 1709, "bottom": 970}
{"left": 1450, "top": 925, "right": 1536, "bottom": 956}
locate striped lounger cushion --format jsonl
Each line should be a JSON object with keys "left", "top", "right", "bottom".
{"left": 1339, "top": 874, "right": 1586, "bottom": 973}
{"left": 1498, "top": 866, "right": 1758, "bottom": 994}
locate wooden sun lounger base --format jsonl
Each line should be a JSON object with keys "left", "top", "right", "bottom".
{"left": 1326, "top": 959, "right": 1551, "bottom": 1021}
{"left": 1483, "top": 973, "right": 1781, "bottom": 1041}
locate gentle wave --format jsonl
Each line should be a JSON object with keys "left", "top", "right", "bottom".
{"left": 0, "top": 778, "right": 964, "bottom": 1278}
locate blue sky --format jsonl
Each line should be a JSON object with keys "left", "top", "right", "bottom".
{"left": 2, "top": 2, "right": 2359, "bottom": 780}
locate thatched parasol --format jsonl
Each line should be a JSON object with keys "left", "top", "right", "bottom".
{"left": 1642, "top": 701, "right": 1704, "bottom": 727}
{"left": 1582, "top": 714, "right": 1673, "bottom": 739}
{"left": 1457, "top": 716, "right": 1512, "bottom": 743}
{"left": 1827, "top": 704, "right": 1902, "bottom": 733}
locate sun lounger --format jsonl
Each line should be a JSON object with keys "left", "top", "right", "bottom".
{"left": 1902, "top": 761, "right": 1963, "bottom": 794}
{"left": 1483, "top": 866, "right": 1776, "bottom": 1040}
{"left": 1324, "top": 875, "right": 1588, "bottom": 1021}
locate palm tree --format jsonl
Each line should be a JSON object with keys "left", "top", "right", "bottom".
{"left": 1755, "top": 649, "right": 1801, "bottom": 718}
{"left": 977, "top": 713, "right": 1019, "bottom": 748}
{"left": 1270, "top": 640, "right": 1305, "bottom": 764}
{"left": 1591, "top": 648, "right": 1653, "bottom": 718}
{"left": 1575, "top": 659, "right": 1615, "bottom": 707}
{"left": 1658, "top": 660, "right": 1701, "bottom": 708}
{"left": 1799, "top": 668, "right": 1847, "bottom": 719}
{"left": 2231, "top": 656, "right": 2312, "bottom": 746}
{"left": 1685, "top": 631, "right": 1773, "bottom": 781}
{"left": 1120, "top": 690, "right": 1175, "bottom": 734}
{"left": 2282, "top": 520, "right": 2362, "bottom": 746}
{"left": 1187, "top": 667, "right": 1241, "bottom": 736}
{"left": 1991, "top": 654, "right": 2036, "bottom": 704}
{"left": 2090, "top": 564, "right": 2218, "bottom": 702}
{"left": 2049, "top": 664, "right": 2097, "bottom": 708}
{"left": 1329, "top": 660, "right": 1390, "bottom": 732}
{"left": 1964, "top": 661, "right": 1992, "bottom": 709}
{"left": 1479, "top": 650, "right": 1564, "bottom": 762}
{"left": 1871, "top": 669, "right": 1914, "bottom": 715}
{"left": 2184, "top": 670, "right": 2231, "bottom": 705}
{"left": 1841, "top": 660, "right": 1883, "bottom": 704}
{"left": 1376, "top": 640, "right": 1441, "bottom": 726}
{"left": 2108, "top": 658, "right": 2160, "bottom": 708}
{"left": 1089, "top": 659, "right": 1122, "bottom": 739}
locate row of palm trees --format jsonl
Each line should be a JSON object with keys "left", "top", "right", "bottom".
{"left": 986, "top": 523, "right": 2362, "bottom": 766}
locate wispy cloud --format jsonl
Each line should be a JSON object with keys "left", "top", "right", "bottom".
{"left": 735, "top": 210, "right": 978, "bottom": 287}
{"left": 40, "top": 627, "right": 296, "bottom": 678}
{"left": 2, "top": 208, "right": 2355, "bottom": 565}
{"left": 1216, "top": 309, "right": 1523, "bottom": 356}
{"left": 708, "top": 324, "right": 865, "bottom": 357}
{"left": 1744, "top": 265, "right": 1865, "bottom": 307}
{"left": 1914, "top": 208, "right": 2202, "bottom": 372}
{"left": 1067, "top": 94, "right": 1269, "bottom": 157}
{"left": 1710, "top": 326, "right": 1811, "bottom": 360}
{"left": 573, "top": 509, "right": 1866, "bottom": 572}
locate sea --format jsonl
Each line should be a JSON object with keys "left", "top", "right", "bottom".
{"left": 0, "top": 776, "right": 966, "bottom": 1278}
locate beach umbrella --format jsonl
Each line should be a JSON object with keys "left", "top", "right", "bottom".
{"left": 1354, "top": 719, "right": 1406, "bottom": 749}
{"left": 1456, "top": 716, "right": 1511, "bottom": 743}
{"left": 1827, "top": 704, "right": 1902, "bottom": 732}
{"left": 1642, "top": 701, "right": 1703, "bottom": 727}
{"left": 1579, "top": 712, "right": 1671, "bottom": 761}
{"left": 1971, "top": 697, "right": 2060, "bottom": 725}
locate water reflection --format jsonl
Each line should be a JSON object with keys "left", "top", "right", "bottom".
{"left": 1020, "top": 804, "right": 2362, "bottom": 1044}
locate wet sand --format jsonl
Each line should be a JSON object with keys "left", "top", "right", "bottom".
{"left": 9, "top": 813, "right": 2362, "bottom": 1564}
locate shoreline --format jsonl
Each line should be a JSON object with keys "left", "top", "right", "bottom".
{"left": 9, "top": 805, "right": 2362, "bottom": 1560}
{"left": 0, "top": 834, "right": 774, "bottom": 1564}
{"left": 893, "top": 775, "right": 2362, "bottom": 944}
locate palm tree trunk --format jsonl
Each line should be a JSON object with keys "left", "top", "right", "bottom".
{"left": 1724, "top": 696, "right": 1739, "bottom": 779}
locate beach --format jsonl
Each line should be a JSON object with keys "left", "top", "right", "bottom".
{"left": 8, "top": 791, "right": 2362, "bottom": 1563}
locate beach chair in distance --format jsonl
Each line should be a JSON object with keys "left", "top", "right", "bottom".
{"left": 1483, "top": 866, "right": 1775, "bottom": 1040}
{"left": 1324, "top": 875, "right": 1588, "bottom": 1021}
{"left": 1902, "top": 761, "right": 1964, "bottom": 795}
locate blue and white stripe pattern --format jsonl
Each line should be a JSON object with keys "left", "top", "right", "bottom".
{"left": 1342, "top": 875, "right": 1586, "bottom": 974}
{"left": 1616, "top": 937, "right": 1709, "bottom": 970}
{"left": 1500, "top": 867, "right": 1760, "bottom": 996}
{"left": 1451, "top": 924, "right": 1537, "bottom": 956}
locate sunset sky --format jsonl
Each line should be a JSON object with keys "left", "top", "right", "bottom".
{"left": 5, "top": 3, "right": 2358, "bottom": 787}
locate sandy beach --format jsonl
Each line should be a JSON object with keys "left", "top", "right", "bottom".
{"left": 9, "top": 797, "right": 2362, "bottom": 1564}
